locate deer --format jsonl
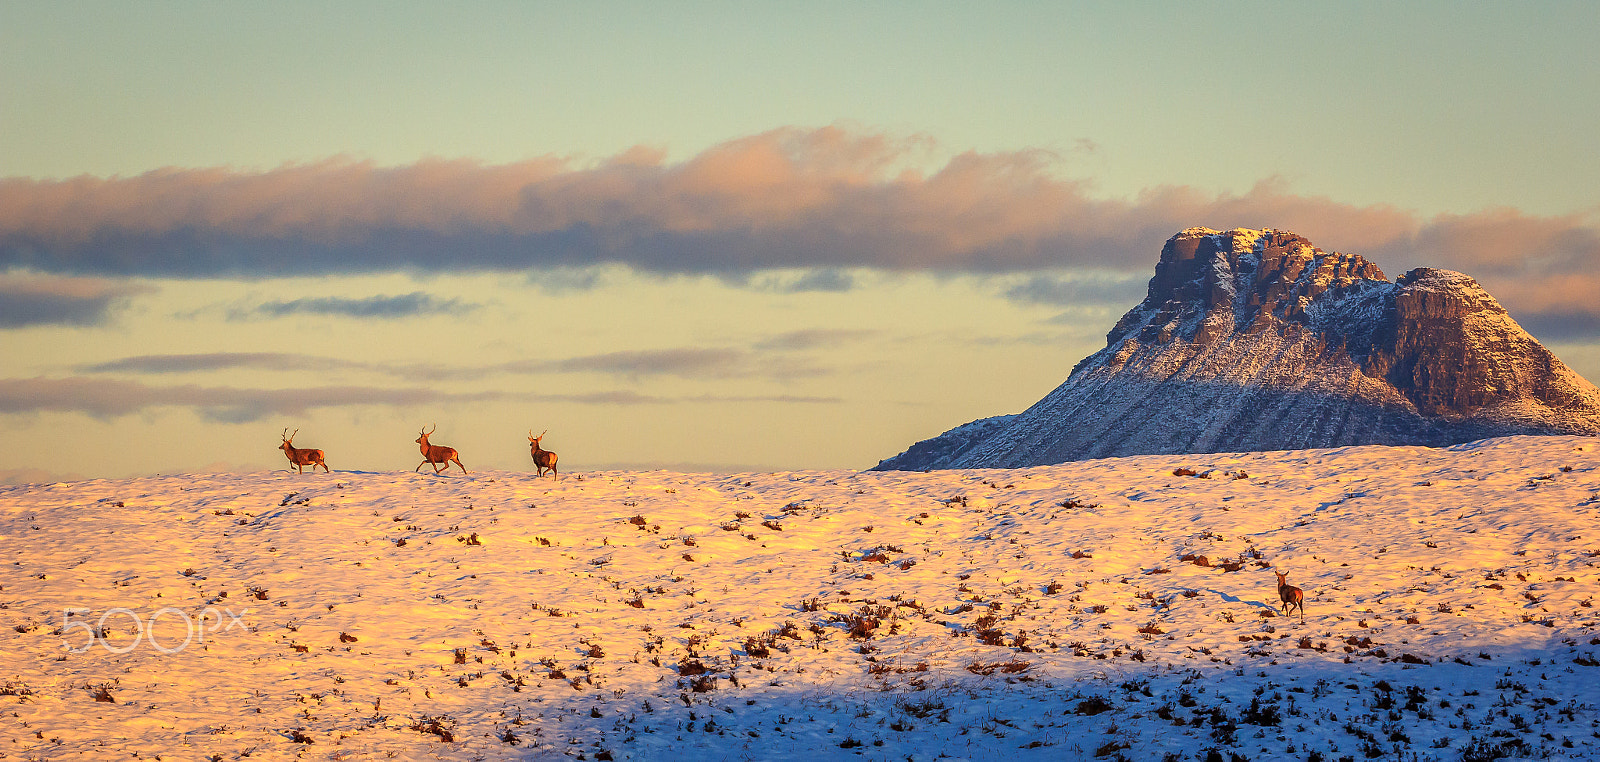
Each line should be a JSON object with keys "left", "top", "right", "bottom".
{"left": 528, "top": 429, "right": 558, "bottom": 479}
{"left": 278, "top": 428, "right": 329, "bottom": 473}
{"left": 1275, "top": 570, "right": 1305, "bottom": 620}
{"left": 415, "top": 424, "right": 467, "bottom": 475}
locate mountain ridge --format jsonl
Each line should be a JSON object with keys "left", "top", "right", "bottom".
{"left": 874, "top": 227, "right": 1600, "bottom": 470}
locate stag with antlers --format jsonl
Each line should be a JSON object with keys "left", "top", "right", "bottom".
{"left": 278, "top": 428, "right": 329, "bottom": 473}
{"left": 415, "top": 425, "right": 467, "bottom": 475}
{"left": 528, "top": 429, "right": 558, "bottom": 479}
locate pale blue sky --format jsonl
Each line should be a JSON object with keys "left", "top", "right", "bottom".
{"left": 7, "top": 2, "right": 1597, "bottom": 213}
{"left": 2, "top": 2, "right": 1597, "bottom": 479}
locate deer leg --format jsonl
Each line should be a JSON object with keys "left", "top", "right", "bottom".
{"left": 416, "top": 461, "right": 428, "bottom": 472}
{"left": 453, "top": 457, "right": 467, "bottom": 475}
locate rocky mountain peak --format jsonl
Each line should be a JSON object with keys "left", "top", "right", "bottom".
{"left": 1108, "top": 227, "right": 1388, "bottom": 350}
{"left": 875, "top": 228, "right": 1600, "bottom": 470}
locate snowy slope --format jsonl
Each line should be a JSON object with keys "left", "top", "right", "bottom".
{"left": 2, "top": 435, "right": 1599, "bottom": 760}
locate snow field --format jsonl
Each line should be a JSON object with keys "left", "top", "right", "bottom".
{"left": 1, "top": 435, "right": 1598, "bottom": 760}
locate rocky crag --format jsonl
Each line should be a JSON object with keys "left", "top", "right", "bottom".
{"left": 875, "top": 227, "right": 1600, "bottom": 470}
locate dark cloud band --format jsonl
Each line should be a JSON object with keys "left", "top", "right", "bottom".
{"left": 0, "top": 276, "right": 153, "bottom": 328}
{"left": 81, "top": 330, "right": 860, "bottom": 381}
{"left": 0, "top": 377, "right": 512, "bottom": 422}
{"left": 1002, "top": 272, "right": 1150, "bottom": 306}
{"left": 2, "top": 127, "right": 1596, "bottom": 335}
{"left": 83, "top": 352, "right": 365, "bottom": 375}
{"left": 0, "top": 377, "right": 841, "bottom": 422}
{"left": 1515, "top": 309, "right": 1600, "bottom": 344}
{"left": 240, "top": 292, "right": 478, "bottom": 320}
{"left": 0, "top": 128, "right": 1415, "bottom": 278}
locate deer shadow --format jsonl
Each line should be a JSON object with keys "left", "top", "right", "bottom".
{"left": 1201, "top": 588, "right": 1277, "bottom": 610}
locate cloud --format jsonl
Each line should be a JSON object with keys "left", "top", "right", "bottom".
{"left": 547, "top": 348, "right": 747, "bottom": 378}
{"left": 81, "top": 351, "right": 470, "bottom": 381}
{"left": 0, "top": 376, "right": 840, "bottom": 421}
{"left": 1357, "top": 209, "right": 1600, "bottom": 342}
{"left": 491, "top": 346, "right": 833, "bottom": 381}
{"left": 0, "top": 273, "right": 153, "bottom": 328}
{"left": 744, "top": 268, "right": 857, "bottom": 293}
{"left": 549, "top": 390, "right": 671, "bottom": 405}
{"left": 0, "top": 376, "right": 511, "bottom": 421}
{"left": 83, "top": 342, "right": 839, "bottom": 382}
{"left": 1002, "top": 271, "right": 1149, "bottom": 307}
{"left": 1513, "top": 308, "right": 1600, "bottom": 344}
{"left": 236, "top": 292, "right": 479, "bottom": 320}
{"left": 1370, "top": 208, "right": 1600, "bottom": 279}
{"left": 781, "top": 269, "right": 856, "bottom": 292}
{"left": 1042, "top": 306, "right": 1125, "bottom": 327}
{"left": 685, "top": 394, "right": 841, "bottom": 404}
{"left": 0, "top": 127, "right": 1427, "bottom": 279}
{"left": 752, "top": 329, "right": 877, "bottom": 352}
{"left": 3, "top": 126, "right": 1595, "bottom": 335}
{"left": 527, "top": 265, "right": 615, "bottom": 293}
{"left": 82, "top": 352, "right": 368, "bottom": 375}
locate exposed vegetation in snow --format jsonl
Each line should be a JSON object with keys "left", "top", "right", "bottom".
{"left": 2, "top": 436, "right": 1598, "bottom": 760}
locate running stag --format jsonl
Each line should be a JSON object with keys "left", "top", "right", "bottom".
{"left": 279, "top": 428, "right": 329, "bottom": 473}
{"left": 415, "top": 425, "right": 467, "bottom": 475}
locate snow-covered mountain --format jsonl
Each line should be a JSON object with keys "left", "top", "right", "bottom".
{"left": 875, "top": 227, "right": 1600, "bottom": 471}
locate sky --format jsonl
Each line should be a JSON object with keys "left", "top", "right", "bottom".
{"left": 2, "top": 1, "right": 1598, "bottom": 480}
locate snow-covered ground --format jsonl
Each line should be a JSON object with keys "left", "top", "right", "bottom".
{"left": 2, "top": 435, "right": 1598, "bottom": 761}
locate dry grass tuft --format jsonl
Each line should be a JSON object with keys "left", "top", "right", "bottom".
{"left": 409, "top": 715, "right": 456, "bottom": 742}
{"left": 966, "top": 659, "right": 1031, "bottom": 676}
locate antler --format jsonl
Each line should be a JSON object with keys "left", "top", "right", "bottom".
{"left": 282, "top": 427, "right": 293, "bottom": 442}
